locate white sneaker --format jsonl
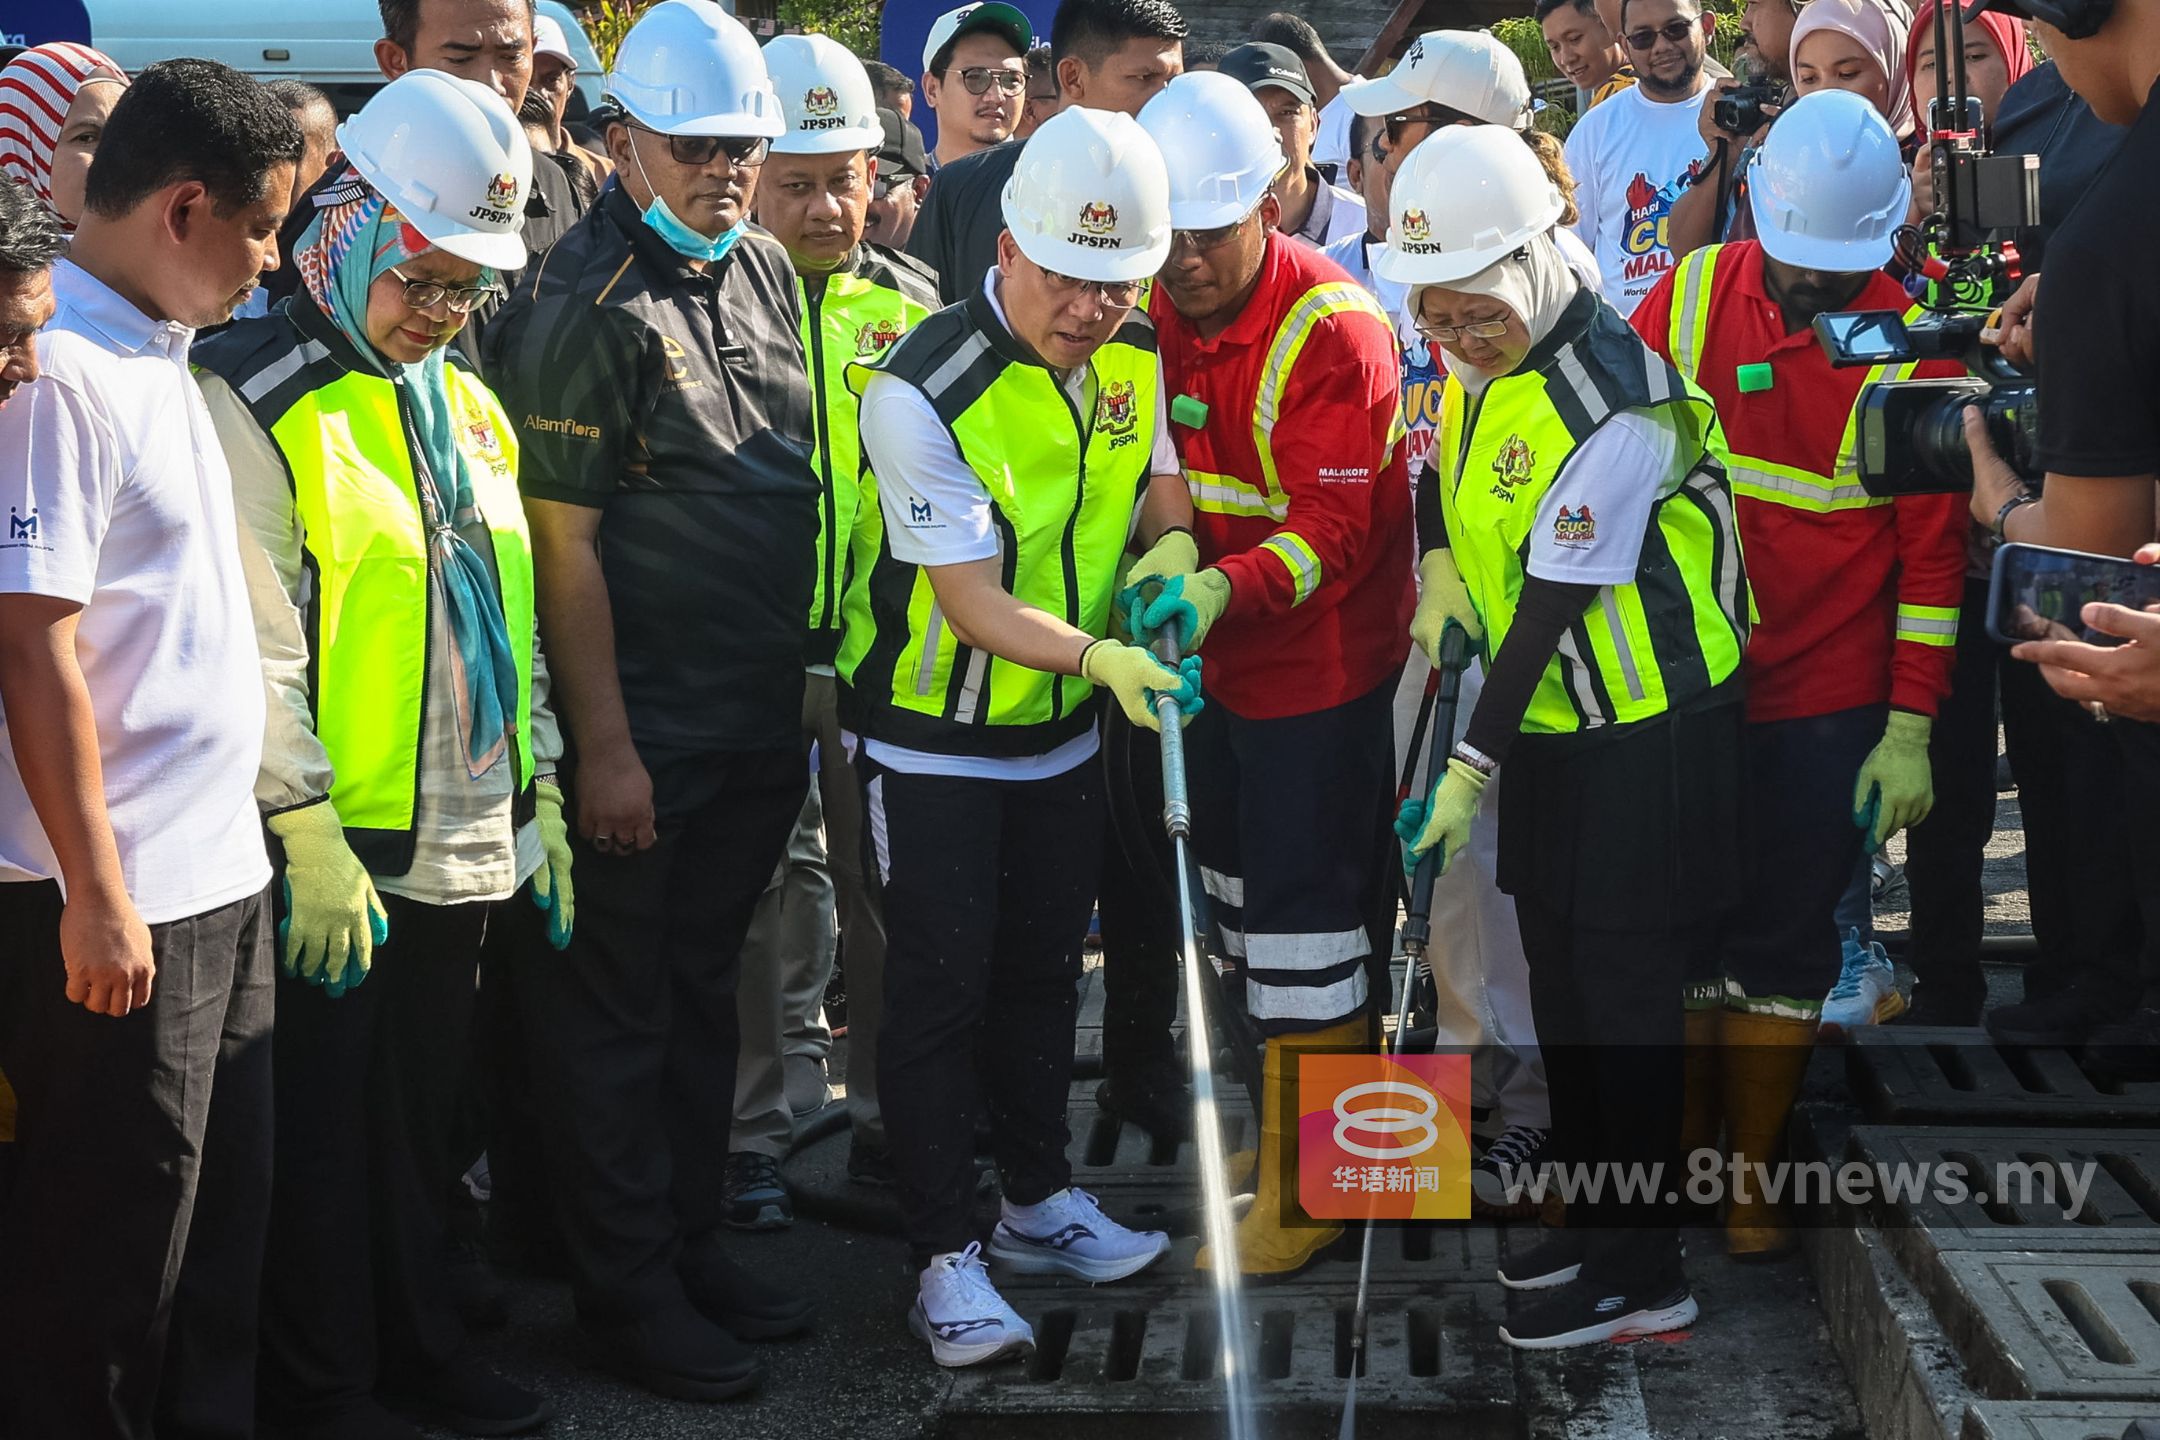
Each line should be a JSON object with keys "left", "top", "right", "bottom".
{"left": 1821, "top": 928, "right": 1905, "bottom": 1037}
{"left": 987, "top": 1186, "right": 1170, "bottom": 1283}
{"left": 909, "top": 1242, "right": 1035, "bottom": 1368}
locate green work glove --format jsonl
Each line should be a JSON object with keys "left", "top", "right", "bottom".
{"left": 1853, "top": 710, "right": 1934, "bottom": 849}
{"left": 1135, "top": 568, "right": 1233, "bottom": 652}
{"left": 1394, "top": 758, "right": 1488, "bottom": 876}
{"left": 267, "top": 801, "right": 388, "bottom": 997}
{"left": 1080, "top": 639, "right": 1204, "bottom": 731}
{"left": 1115, "top": 528, "right": 1200, "bottom": 636}
{"left": 1409, "top": 549, "right": 1483, "bottom": 664}
{"left": 530, "top": 779, "right": 575, "bottom": 950}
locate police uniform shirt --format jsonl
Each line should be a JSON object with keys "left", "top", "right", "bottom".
{"left": 483, "top": 182, "right": 820, "bottom": 754}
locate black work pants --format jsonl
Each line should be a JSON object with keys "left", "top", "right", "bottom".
{"left": 509, "top": 744, "right": 807, "bottom": 1316}
{"left": 0, "top": 881, "right": 274, "bottom": 1440}
{"left": 258, "top": 893, "right": 491, "bottom": 1426}
{"left": 862, "top": 754, "right": 1103, "bottom": 1265}
{"left": 1096, "top": 709, "right": 1181, "bottom": 1081}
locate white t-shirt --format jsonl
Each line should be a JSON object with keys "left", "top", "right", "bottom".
{"left": 1523, "top": 409, "right": 1681, "bottom": 587}
{"left": 0, "top": 260, "right": 270, "bottom": 923}
{"left": 1312, "top": 93, "right": 1354, "bottom": 176}
{"left": 1563, "top": 78, "right": 1713, "bottom": 316}
{"left": 855, "top": 268, "right": 1179, "bottom": 781}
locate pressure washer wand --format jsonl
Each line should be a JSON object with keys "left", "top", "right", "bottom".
{"left": 1339, "top": 625, "right": 1470, "bottom": 1440}
{"left": 1151, "top": 624, "right": 1257, "bottom": 1440}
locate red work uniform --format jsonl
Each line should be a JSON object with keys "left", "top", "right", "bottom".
{"left": 1152, "top": 233, "right": 1414, "bottom": 1033}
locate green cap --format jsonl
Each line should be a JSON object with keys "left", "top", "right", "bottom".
{"left": 1735, "top": 362, "right": 1775, "bottom": 394}
{"left": 1171, "top": 394, "right": 1209, "bottom": 428}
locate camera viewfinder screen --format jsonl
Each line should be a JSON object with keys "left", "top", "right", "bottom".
{"left": 1994, "top": 547, "right": 2160, "bottom": 646}
{"left": 1816, "top": 311, "right": 1911, "bottom": 363}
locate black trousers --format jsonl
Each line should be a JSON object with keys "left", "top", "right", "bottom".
{"left": 509, "top": 744, "right": 807, "bottom": 1316}
{"left": 0, "top": 881, "right": 274, "bottom": 1440}
{"left": 1906, "top": 580, "right": 2147, "bottom": 1009}
{"left": 258, "top": 892, "right": 492, "bottom": 1425}
{"left": 1096, "top": 709, "right": 1181, "bottom": 1081}
{"left": 862, "top": 754, "right": 1103, "bottom": 1264}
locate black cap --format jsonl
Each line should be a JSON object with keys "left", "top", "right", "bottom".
{"left": 1964, "top": 0, "right": 2111, "bottom": 38}
{"left": 875, "top": 108, "right": 931, "bottom": 188}
{"left": 1217, "top": 42, "right": 1316, "bottom": 106}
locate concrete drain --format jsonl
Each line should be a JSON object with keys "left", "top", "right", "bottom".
{"left": 1936, "top": 1254, "right": 2160, "bottom": 1401}
{"left": 1964, "top": 1400, "right": 2160, "bottom": 1440}
{"left": 1845, "top": 1028, "right": 2160, "bottom": 1127}
{"left": 1846, "top": 1126, "right": 2160, "bottom": 1251}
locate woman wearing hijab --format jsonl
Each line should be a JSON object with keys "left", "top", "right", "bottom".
{"left": 1380, "top": 126, "right": 1748, "bottom": 1351}
{"left": 1791, "top": 0, "right": 1919, "bottom": 136}
{"left": 1904, "top": 0, "right": 2034, "bottom": 219}
{"left": 0, "top": 42, "right": 126, "bottom": 227}
{"left": 194, "top": 71, "right": 567, "bottom": 1439}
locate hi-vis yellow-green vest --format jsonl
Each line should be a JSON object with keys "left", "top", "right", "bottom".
{"left": 798, "top": 245, "right": 939, "bottom": 663}
{"left": 195, "top": 300, "right": 536, "bottom": 874}
{"left": 838, "top": 287, "right": 1160, "bottom": 757}
{"left": 1436, "top": 290, "right": 1748, "bottom": 735}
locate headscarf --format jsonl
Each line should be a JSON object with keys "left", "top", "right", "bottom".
{"left": 1415, "top": 230, "right": 1582, "bottom": 392}
{"left": 1902, "top": 0, "right": 2033, "bottom": 127}
{"left": 295, "top": 168, "right": 521, "bottom": 781}
{"left": 0, "top": 42, "right": 126, "bottom": 221}
{"left": 1791, "top": 0, "right": 1916, "bottom": 137}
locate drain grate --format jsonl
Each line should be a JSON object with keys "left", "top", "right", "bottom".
{"left": 1845, "top": 1028, "right": 2160, "bottom": 1127}
{"left": 1937, "top": 1254, "right": 2160, "bottom": 1401}
{"left": 1963, "top": 1400, "right": 2160, "bottom": 1440}
{"left": 1847, "top": 1127, "right": 2160, "bottom": 1252}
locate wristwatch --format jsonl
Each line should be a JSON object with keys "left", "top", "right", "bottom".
{"left": 1990, "top": 491, "right": 2038, "bottom": 541}
{"left": 1451, "top": 742, "right": 1500, "bottom": 778}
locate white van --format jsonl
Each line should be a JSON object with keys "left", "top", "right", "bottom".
{"left": 6, "top": 0, "right": 610, "bottom": 116}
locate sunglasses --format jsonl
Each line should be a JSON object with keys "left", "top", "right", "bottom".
{"left": 630, "top": 121, "right": 768, "bottom": 169}
{"left": 1170, "top": 211, "right": 1256, "bottom": 257}
{"left": 1384, "top": 104, "right": 1474, "bottom": 145}
{"left": 1039, "top": 267, "right": 1144, "bottom": 309}
{"left": 953, "top": 64, "right": 1027, "bottom": 96}
{"left": 387, "top": 266, "right": 501, "bottom": 315}
{"left": 1415, "top": 317, "right": 1511, "bottom": 344}
{"left": 1623, "top": 18, "right": 1701, "bottom": 49}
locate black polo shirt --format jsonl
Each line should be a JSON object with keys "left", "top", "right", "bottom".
{"left": 907, "top": 137, "right": 1023, "bottom": 306}
{"left": 484, "top": 182, "right": 819, "bottom": 753}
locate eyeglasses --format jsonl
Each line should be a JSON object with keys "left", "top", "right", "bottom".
{"left": 1170, "top": 215, "right": 1251, "bottom": 256}
{"left": 630, "top": 122, "right": 769, "bottom": 169}
{"left": 1623, "top": 19, "right": 1700, "bottom": 49}
{"left": 1415, "top": 317, "right": 1512, "bottom": 343}
{"left": 387, "top": 266, "right": 502, "bottom": 315}
{"left": 1385, "top": 104, "right": 1473, "bottom": 144}
{"left": 1039, "top": 267, "right": 1144, "bottom": 309}
{"left": 953, "top": 65, "right": 1027, "bottom": 96}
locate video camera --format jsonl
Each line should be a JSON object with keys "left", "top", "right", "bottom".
{"left": 1813, "top": 310, "right": 2035, "bottom": 495}
{"left": 1712, "top": 79, "right": 1779, "bottom": 137}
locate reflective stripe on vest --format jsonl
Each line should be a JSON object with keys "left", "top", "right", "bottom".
{"left": 1896, "top": 601, "right": 1959, "bottom": 647}
{"left": 1436, "top": 334, "right": 1746, "bottom": 735}
{"left": 1666, "top": 245, "right": 1924, "bottom": 514}
{"left": 269, "top": 368, "right": 536, "bottom": 837}
{"left": 840, "top": 312, "right": 1159, "bottom": 757}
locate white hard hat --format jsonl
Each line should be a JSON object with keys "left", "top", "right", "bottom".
{"left": 1373, "top": 124, "right": 1563, "bottom": 285}
{"left": 921, "top": 2, "right": 1033, "bottom": 75}
{"left": 765, "top": 34, "right": 884, "bottom": 154}
{"left": 1136, "top": 72, "right": 1285, "bottom": 230}
{"left": 605, "top": 0, "right": 783, "bottom": 139}
{"left": 1341, "top": 30, "right": 1535, "bottom": 131}
{"left": 1749, "top": 90, "right": 1912, "bottom": 272}
{"left": 336, "top": 70, "right": 533, "bottom": 270}
{"left": 532, "top": 14, "right": 575, "bottom": 67}
{"left": 1000, "top": 106, "right": 1171, "bottom": 284}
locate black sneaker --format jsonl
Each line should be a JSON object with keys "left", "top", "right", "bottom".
{"left": 579, "top": 1298, "right": 761, "bottom": 1402}
{"left": 679, "top": 1236, "right": 816, "bottom": 1340}
{"left": 1095, "top": 1066, "right": 1191, "bottom": 1144}
{"left": 380, "top": 1357, "right": 552, "bottom": 1436}
{"left": 1472, "top": 1125, "right": 1550, "bottom": 1211}
{"left": 1500, "top": 1277, "right": 1699, "bottom": 1350}
{"left": 2082, "top": 1005, "right": 2160, "bottom": 1080}
{"left": 1985, "top": 984, "right": 2123, "bottom": 1048}
{"left": 447, "top": 1235, "right": 510, "bottom": 1332}
{"left": 1901, "top": 985, "right": 1986, "bottom": 1028}
{"left": 722, "top": 1151, "right": 793, "bottom": 1231}
{"left": 848, "top": 1138, "right": 895, "bottom": 1188}
{"left": 1496, "top": 1227, "right": 1586, "bottom": 1291}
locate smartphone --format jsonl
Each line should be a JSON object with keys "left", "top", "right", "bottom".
{"left": 1812, "top": 310, "right": 1916, "bottom": 367}
{"left": 1986, "top": 542, "right": 2160, "bottom": 646}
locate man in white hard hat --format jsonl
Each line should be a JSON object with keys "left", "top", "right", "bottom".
{"left": 1216, "top": 41, "right": 1366, "bottom": 248}
{"left": 920, "top": 1, "right": 1033, "bottom": 168}
{"left": 839, "top": 105, "right": 1191, "bottom": 1368}
{"left": 1126, "top": 71, "right": 1413, "bottom": 1278}
{"left": 1632, "top": 89, "right": 1966, "bottom": 1260}
{"left": 481, "top": 0, "right": 818, "bottom": 1403}
{"left": 726, "top": 34, "right": 942, "bottom": 1224}
{"left": 522, "top": 12, "right": 609, "bottom": 197}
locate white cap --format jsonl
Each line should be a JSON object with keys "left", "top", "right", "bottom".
{"left": 765, "top": 34, "right": 885, "bottom": 154}
{"left": 921, "top": 2, "right": 1033, "bottom": 75}
{"left": 1000, "top": 106, "right": 1171, "bottom": 283}
{"left": 1750, "top": 89, "right": 1912, "bottom": 272}
{"left": 606, "top": 0, "right": 783, "bottom": 139}
{"left": 1373, "top": 124, "right": 1563, "bottom": 285}
{"left": 1341, "top": 30, "right": 1535, "bottom": 131}
{"left": 532, "top": 14, "right": 575, "bottom": 67}
{"left": 337, "top": 70, "right": 533, "bottom": 269}
{"left": 1137, "top": 72, "right": 1285, "bottom": 229}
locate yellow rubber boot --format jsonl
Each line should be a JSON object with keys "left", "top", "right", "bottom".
{"left": 1719, "top": 1008, "right": 1817, "bottom": 1261}
{"left": 1679, "top": 1004, "right": 1722, "bottom": 1160}
{"left": 1196, "top": 1015, "right": 1367, "bottom": 1278}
